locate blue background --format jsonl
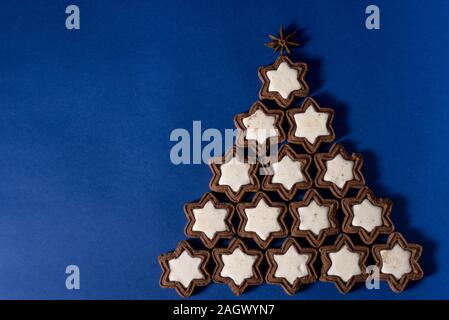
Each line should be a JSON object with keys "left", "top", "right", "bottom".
{"left": 0, "top": 0, "right": 447, "bottom": 299}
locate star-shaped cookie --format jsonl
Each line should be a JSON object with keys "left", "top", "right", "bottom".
{"left": 262, "top": 144, "right": 312, "bottom": 200}
{"left": 236, "top": 191, "right": 288, "bottom": 249}
{"left": 320, "top": 234, "right": 369, "bottom": 294}
{"left": 372, "top": 232, "right": 423, "bottom": 292}
{"left": 290, "top": 189, "right": 339, "bottom": 247}
{"left": 184, "top": 192, "right": 235, "bottom": 248}
{"left": 209, "top": 145, "right": 260, "bottom": 202}
{"left": 212, "top": 238, "right": 263, "bottom": 295}
{"left": 234, "top": 101, "right": 285, "bottom": 148}
{"left": 342, "top": 187, "right": 394, "bottom": 244}
{"left": 258, "top": 56, "right": 309, "bottom": 108}
{"left": 286, "top": 97, "right": 335, "bottom": 154}
{"left": 158, "top": 240, "right": 210, "bottom": 297}
{"left": 266, "top": 238, "right": 317, "bottom": 295}
{"left": 315, "top": 143, "right": 365, "bottom": 198}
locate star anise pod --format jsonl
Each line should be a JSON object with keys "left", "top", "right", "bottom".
{"left": 265, "top": 25, "right": 300, "bottom": 56}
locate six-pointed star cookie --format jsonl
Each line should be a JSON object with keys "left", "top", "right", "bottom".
{"left": 209, "top": 146, "right": 259, "bottom": 202}
{"left": 290, "top": 189, "right": 339, "bottom": 247}
{"left": 315, "top": 143, "right": 365, "bottom": 198}
{"left": 212, "top": 238, "right": 263, "bottom": 295}
{"left": 184, "top": 192, "right": 235, "bottom": 248}
{"left": 320, "top": 234, "right": 369, "bottom": 294}
{"left": 235, "top": 101, "right": 286, "bottom": 147}
{"left": 342, "top": 187, "right": 394, "bottom": 244}
{"left": 258, "top": 56, "right": 309, "bottom": 107}
{"left": 262, "top": 144, "right": 312, "bottom": 200}
{"left": 372, "top": 232, "right": 423, "bottom": 292}
{"left": 266, "top": 238, "right": 318, "bottom": 295}
{"left": 237, "top": 192, "right": 288, "bottom": 249}
{"left": 158, "top": 241, "right": 211, "bottom": 297}
{"left": 286, "top": 97, "right": 335, "bottom": 153}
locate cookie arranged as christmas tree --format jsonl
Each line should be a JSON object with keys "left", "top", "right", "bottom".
{"left": 158, "top": 26, "right": 424, "bottom": 297}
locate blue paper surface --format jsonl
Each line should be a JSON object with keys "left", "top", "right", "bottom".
{"left": 0, "top": 0, "right": 447, "bottom": 299}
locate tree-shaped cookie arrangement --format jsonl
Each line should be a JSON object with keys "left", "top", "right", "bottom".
{"left": 158, "top": 26, "right": 424, "bottom": 297}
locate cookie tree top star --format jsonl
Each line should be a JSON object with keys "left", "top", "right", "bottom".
{"left": 265, "top": 25, "right": 300, "bottom": 56}
{"left": 259, "top": 26, "right": 309, "bottom": 107}
{"left": 159, "top": 26, "right": 425, "bottom": 297}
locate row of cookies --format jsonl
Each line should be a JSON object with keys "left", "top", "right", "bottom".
{"left": 234, "top": 98, "right": 335, "bottom": 154}
{"left": 210, "top": 142, "right": 364, "bottom": 202}
{"left": 185, "top": 188, "right": 392, "bottom": 250}
{"left": 159, "top": 233, "right": 423, "bottom": 297}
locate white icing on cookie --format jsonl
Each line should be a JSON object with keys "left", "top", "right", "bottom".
{"left": 266, "top": 62, "right": 301, "bottom": 99}
{"left": 271, "top": 155, "right": 304, "bottom": 190}
{"left": 242, "top": 109, "right": 278, "bottom": 144}
{"left": 219, "top": 157, "right": 251, "bottom": 192}
{"left": 352, "top": 199, "right": 382, "bottom": 232}
{"left": 274, "top": 246, "right": 310, "bottom": 284}
{"left": 380, "top": 244, "right": 412, "bottom": 280}
{"left": 168, "top": 250, "right": 204, "bottom": 288}
{"left": 293, "top": 104, "right": 330, "bottom": 144}
{"left": 221, "top": 247, "right": 256, "bottom": 286}
{"left": 244, "top": 198, "right": 281, "bottom": 240}
{"left": 327, "top": 245, "right": 362, "bottom": 282}
{"left": 192, "top": 200, "right": 228, "bottom": 239}
{"left": 297, "top": 200, "right": 330, "bottom": 235}
{"left": 324, "top": 154, "right": 355, "bottom": 189}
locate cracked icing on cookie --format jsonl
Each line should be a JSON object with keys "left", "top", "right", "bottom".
{"left": 218, "top": 157, "right": 251, "bottom": 192}
{"left": 221, "top": 247, "right": 256, "bottom": 286}
{"left": 168, "top": 250, "right": 204, "bottom": 288}
{"left": 266, "top": 62, "right": 301, "bottom": 99}
{"left": 327, "top": 245, "right": 362, "bottom": 282}
{"left": 293, "top": 104, "right": 330, "bottom": 144}
{"left": 352, "top": 199, "right": 383, "bottom": 232}
{"left": 297, "top": 200, "right": 330, "bottom": 235}
{"left": 192, "top": 200, "right": 228, "bottom": 239}
{"left": 242, "top": 109, "right": 278, "bottom": 144}
{"left": 244, "top": 198, "right": 282, "bottom": 240}
{"left": 273, "top": 246, "right": 310, "bottom": 284}
{"left": 324, "top": 154, "right": 355, "bottom": 189}
{"left": 380, "top": 244, "right": 412, "bottom": 280}
{"left": 271, "top": 155, "right": 305, "bottom": 190}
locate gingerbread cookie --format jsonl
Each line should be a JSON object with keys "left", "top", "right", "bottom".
{"left": 266, "top": 238, "right": 317, "bottom": 295}
{"left": 286, "top": 97, "right": 335, "bottom": 154}
{"left": 290, "top": 189, "right": 339, "bottom": 247}
{"left": 372, "top": 232, "right": 423, "bottom": 292}
{"left": 319, "top": 234, "right": 369, "bottom": 294}
{"left": 258, "top": 55, "right": 309, "bottom": 108}
{"left": 315, "top": 143, "right": 365, "bottom": 198}
{"left": 236, "top": 191, "right": 288, "bottom": 249}
{"left": 212, "top": 238, "right": 263, "bottom": 295}
{"left": 342, "top": 187, "right": 394, "bottom": 244}
{"left": 209, "top": 145, "right": 260, "bottom": 202}
{"left": 158, "top": 241, "right": 211, "bottom": 297}
{"left": 262, "top": 144, "right": 312, "bottom": 201}
{"left": 234, "top": 101, "right": 285, "bottom": 148}
{"left": 184, "top": 192, "right": 235, "bottom": 248}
